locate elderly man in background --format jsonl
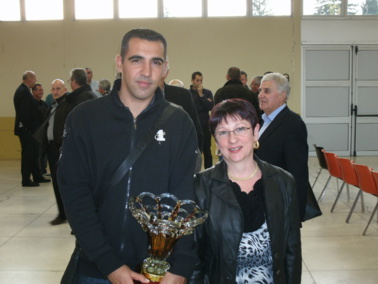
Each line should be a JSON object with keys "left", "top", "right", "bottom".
{"left": 13, "top": 71, "right": 50, "bottom": 187}
{"left": 255, "top": 72, "right": 310, "bottom": 221}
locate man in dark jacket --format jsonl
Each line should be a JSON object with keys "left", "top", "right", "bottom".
{"left": 58, "top": 29, "right": 197, "bottom": 283}
{"left": 13, "top": 71, "right": 50, "bottom": 187}
{"left": 214, "top": 67, "right": 261, "bottom": 121}
{"left": 160, "top": 71, "right": 204, "bottom": 172}
{"left": 255, "top": 72, "right": 310, "bottom": 221}
{"left": 53, "top": 68, "right": 96, "bottom": 149}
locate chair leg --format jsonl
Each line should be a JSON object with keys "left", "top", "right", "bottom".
{"left": 312, "top": 168, "right": 322, "bottom": 189}
{"left": 346, "top": 184, "right": 350, "bottom": 202}
{"left": 346, "top": 190, "right": 362, "bottom": 223}
{"left": 362, "top": 201, "right": 378, "bottom": 236}
{"left": 331, "top": 182, "right": 346, "bottom": 213}
{"left": 318, "top": 175, "right": 332, "bottom": 202}
{"left": 360, "top": 192, "right": 365, "bottom": 213}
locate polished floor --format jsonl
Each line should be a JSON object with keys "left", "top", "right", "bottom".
{"left": 0, "top": 156, "right": 378, "bottom": 283}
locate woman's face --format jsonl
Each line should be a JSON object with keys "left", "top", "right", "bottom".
{"left": 215, "top": 115, "right": 259, "bottom": 165}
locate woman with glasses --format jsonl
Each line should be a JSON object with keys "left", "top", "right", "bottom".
{"left": 191, "top": 99, "right": 301, "bottom": 284}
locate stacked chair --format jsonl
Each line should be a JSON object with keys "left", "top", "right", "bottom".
{"left": 333, "top": 157, "right": 364, "bottom": 215}
{"left": 317, "top": 150, "right": 344, "bottom": 202}
{"left": 315, "top": 146, "right": 377, "bottom": 235}
{"left": 353, "top": 164, "right": 378, "bottom": 235}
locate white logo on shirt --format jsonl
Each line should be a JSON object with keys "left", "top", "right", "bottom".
{"left": 155, "top": 129, "right": 166, "bottom": 143}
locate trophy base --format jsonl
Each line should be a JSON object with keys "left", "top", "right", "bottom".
{"left": 141, "top": 257, "right": 170, "bottom": 283}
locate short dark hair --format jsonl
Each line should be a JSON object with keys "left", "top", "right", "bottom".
{"left": 70, "top": 68, "right": 87, "bottom": 86}
{"left": 191, "top": 71, "right": 203, "bottom": 80}
{"left": 209, "top": 99, "right": 259, "bottom": 138}
{"left": 120, "top": 28, "right": 167, "bottom": 61}
{"left": 241, "top": 71, "right": 247, "bottom": 77}
{"left": 32, "top": 83, "right": 42, "bottom": 92}
{"left": 227, "top": 67, "right": 241, "bottom": 80}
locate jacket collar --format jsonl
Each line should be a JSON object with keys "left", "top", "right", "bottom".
{"left": 259, "top": 105, "right": 289, "bottom": 142}
{"left": 66, "top": 84, "right": 92, "bottom": 103}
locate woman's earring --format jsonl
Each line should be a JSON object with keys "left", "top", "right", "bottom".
{"left": 253, "top": 141, "right": 260, "bottom": 149}
{"left": 216, "top": 149, "right": 222, "bottom": 157}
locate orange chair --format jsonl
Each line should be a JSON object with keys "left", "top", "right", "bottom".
{"left": 332, "top": 157, "right": 364, "bottom": 213}
{"left": 312, "top": 144, "right": 328, "bottom": 189}
{"left": 318, "top": 150, "right": 344, "bottom": 202}
{"left": 353, "top": 164, "right": 378, "bottom": 235}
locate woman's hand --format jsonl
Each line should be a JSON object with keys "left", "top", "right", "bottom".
{"left": 108, "top": 265, "right": 150, "bottom": 284}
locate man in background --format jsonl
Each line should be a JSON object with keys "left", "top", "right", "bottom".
{"left": 255, "top": 72, "right": 310, "bottom": 221}
{"left": 32, "top": 83, "right": 49, "bottom": 176}
{"left": 85, "top": 67, "right": 101, "bottom": 97}
{"left": 240, "top": 71, "right": 249, "bottom": 89}
{"left": 13, "top": 71, "right": 50, "bottom": 187}
{"left": 189, "top": 71, "right": 214, "bottom": 169}
{"left": 214, "top": 67, "right": 260, "bottom": 121}
{"left": 45, "top": 79, "right": 68, "bottom": 225}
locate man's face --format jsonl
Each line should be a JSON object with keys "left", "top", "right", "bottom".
{"left": 85, "top": 68, "right": 93, "bottom": 83}
{"left": 240, "top": 74, "right": 247, "bottom": 87}
{"left": 250, "top": 79, "right": 260, "bottom": 93}
{"left": 51, "top": 81, "right": 67, "bottom": 100}
{"left": 115, "top": 37, "right": 167, "bottom": 103}
{"left": 191, "top": 75, "right": 203, "bottom": 90}
{"left": 258, "top": 80, "right": 286, "bottom": 116}
{"left": 32, "top": 85, "right": 44, "bottom": 100}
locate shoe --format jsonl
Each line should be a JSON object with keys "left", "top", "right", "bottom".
{"left": 50, "top": 216, "right": 67, "bottom": 225}
{"left": 43, "top": 173, "right": 51, "bottom": 177}
{"left": 22, "top": 181, "right": 40, "bottom": 187}
{"left": 34, "top": 178, "right": 51, "bottom": 183}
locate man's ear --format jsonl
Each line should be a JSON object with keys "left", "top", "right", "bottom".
{"left": 115, "top": 55, "right": 122, "bottom": 73}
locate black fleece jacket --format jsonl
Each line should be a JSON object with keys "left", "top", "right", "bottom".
{"left": 58, "top": 81, "right": 198, "bottom": 279}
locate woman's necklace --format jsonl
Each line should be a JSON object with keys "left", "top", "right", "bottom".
{"left": 228, "top": 163, "right": 259, "bottom": 181}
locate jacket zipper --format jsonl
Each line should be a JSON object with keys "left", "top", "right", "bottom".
{"left": 120, "top": 117, "right": 137, "bottom": 253}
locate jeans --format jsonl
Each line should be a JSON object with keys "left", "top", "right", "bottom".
{"left": 78, "top": 274, "right": 111, "bottom": 284}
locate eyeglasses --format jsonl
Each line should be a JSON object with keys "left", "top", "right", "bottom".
{"left": 215, "top": 127, "right": 251, "bottom": 140}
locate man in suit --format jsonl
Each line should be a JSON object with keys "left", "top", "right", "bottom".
{"left": 255, "top": 72, "right": 310, "bottom": 221}
{"left": 13, "top": 71, "right": 50, "bottom": 187}
{"left": 160, "top": 71, "right": 203, "bottom": 172}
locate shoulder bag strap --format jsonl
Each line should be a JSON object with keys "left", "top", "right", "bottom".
{"left": 96, "top": 104, "right": 176, "bottom": 206}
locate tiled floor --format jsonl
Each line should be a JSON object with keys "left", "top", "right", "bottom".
{"left": 0, "top": 156, "right": 378, "bottom": 283}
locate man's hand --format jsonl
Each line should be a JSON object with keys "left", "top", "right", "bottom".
{"left": 108, "top": 265, "right": 150, "bottom": 284}
{"left": 160, "top": 272, "right": 187, "bottom": 284}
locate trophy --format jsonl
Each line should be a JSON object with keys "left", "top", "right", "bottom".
{"left": 129, "top": 192, "right": 208, "bottom": 283}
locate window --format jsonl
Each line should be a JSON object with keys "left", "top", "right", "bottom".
{"left": 0, "top": 0, "right": 20, "bottom": 21}
{"left": 208, "top": 0, "right": 246, "bottom": 17}
{"left": 25, "top": 0, "right": 63, "bottom": 20}
{"left": 163, "top": 0, "right": 202, "bottom": 17}
{"left": 304, "top": 0, "right": 378, "bottom": 16}
{"left": 348, "top": 0, "right": 378, "bottom": 15}
{"left": 119, "top": 0, "right": 157, "bottom": 18}
{"left": 252, "top": 0, "right": 291, "bottom": 16}
{"left": 75, "top": 0, "right": 113, "bottom": 19}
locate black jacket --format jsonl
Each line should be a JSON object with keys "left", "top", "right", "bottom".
{"left": 164, "top": 83, "right": 204, "bottom": 152}
{"left": 54, "top": 84, "right": 95, "bottom": 148}
{"left": 13, "top": 83, "right": 40, "bottom": 135}
{"left": 191, "top": 157, "right": 302, "bottom": 284}
{"left": 255, "top": 106, "right": 310, "bottom": 220}
{"left": 214, "top": 80, "right": 261, "bottom": 119}
{"left": 57, "top": 81, "right": 198, "bottom": 279}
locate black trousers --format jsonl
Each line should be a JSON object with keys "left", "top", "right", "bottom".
{"left": 202, "top": 125, "right": 213, "bottom": 169}
{"left": 18, "top": 128, "right": 43, "bottom": 184}
{"left": 46, "top": 141, "right": 66, "bottom": 218}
